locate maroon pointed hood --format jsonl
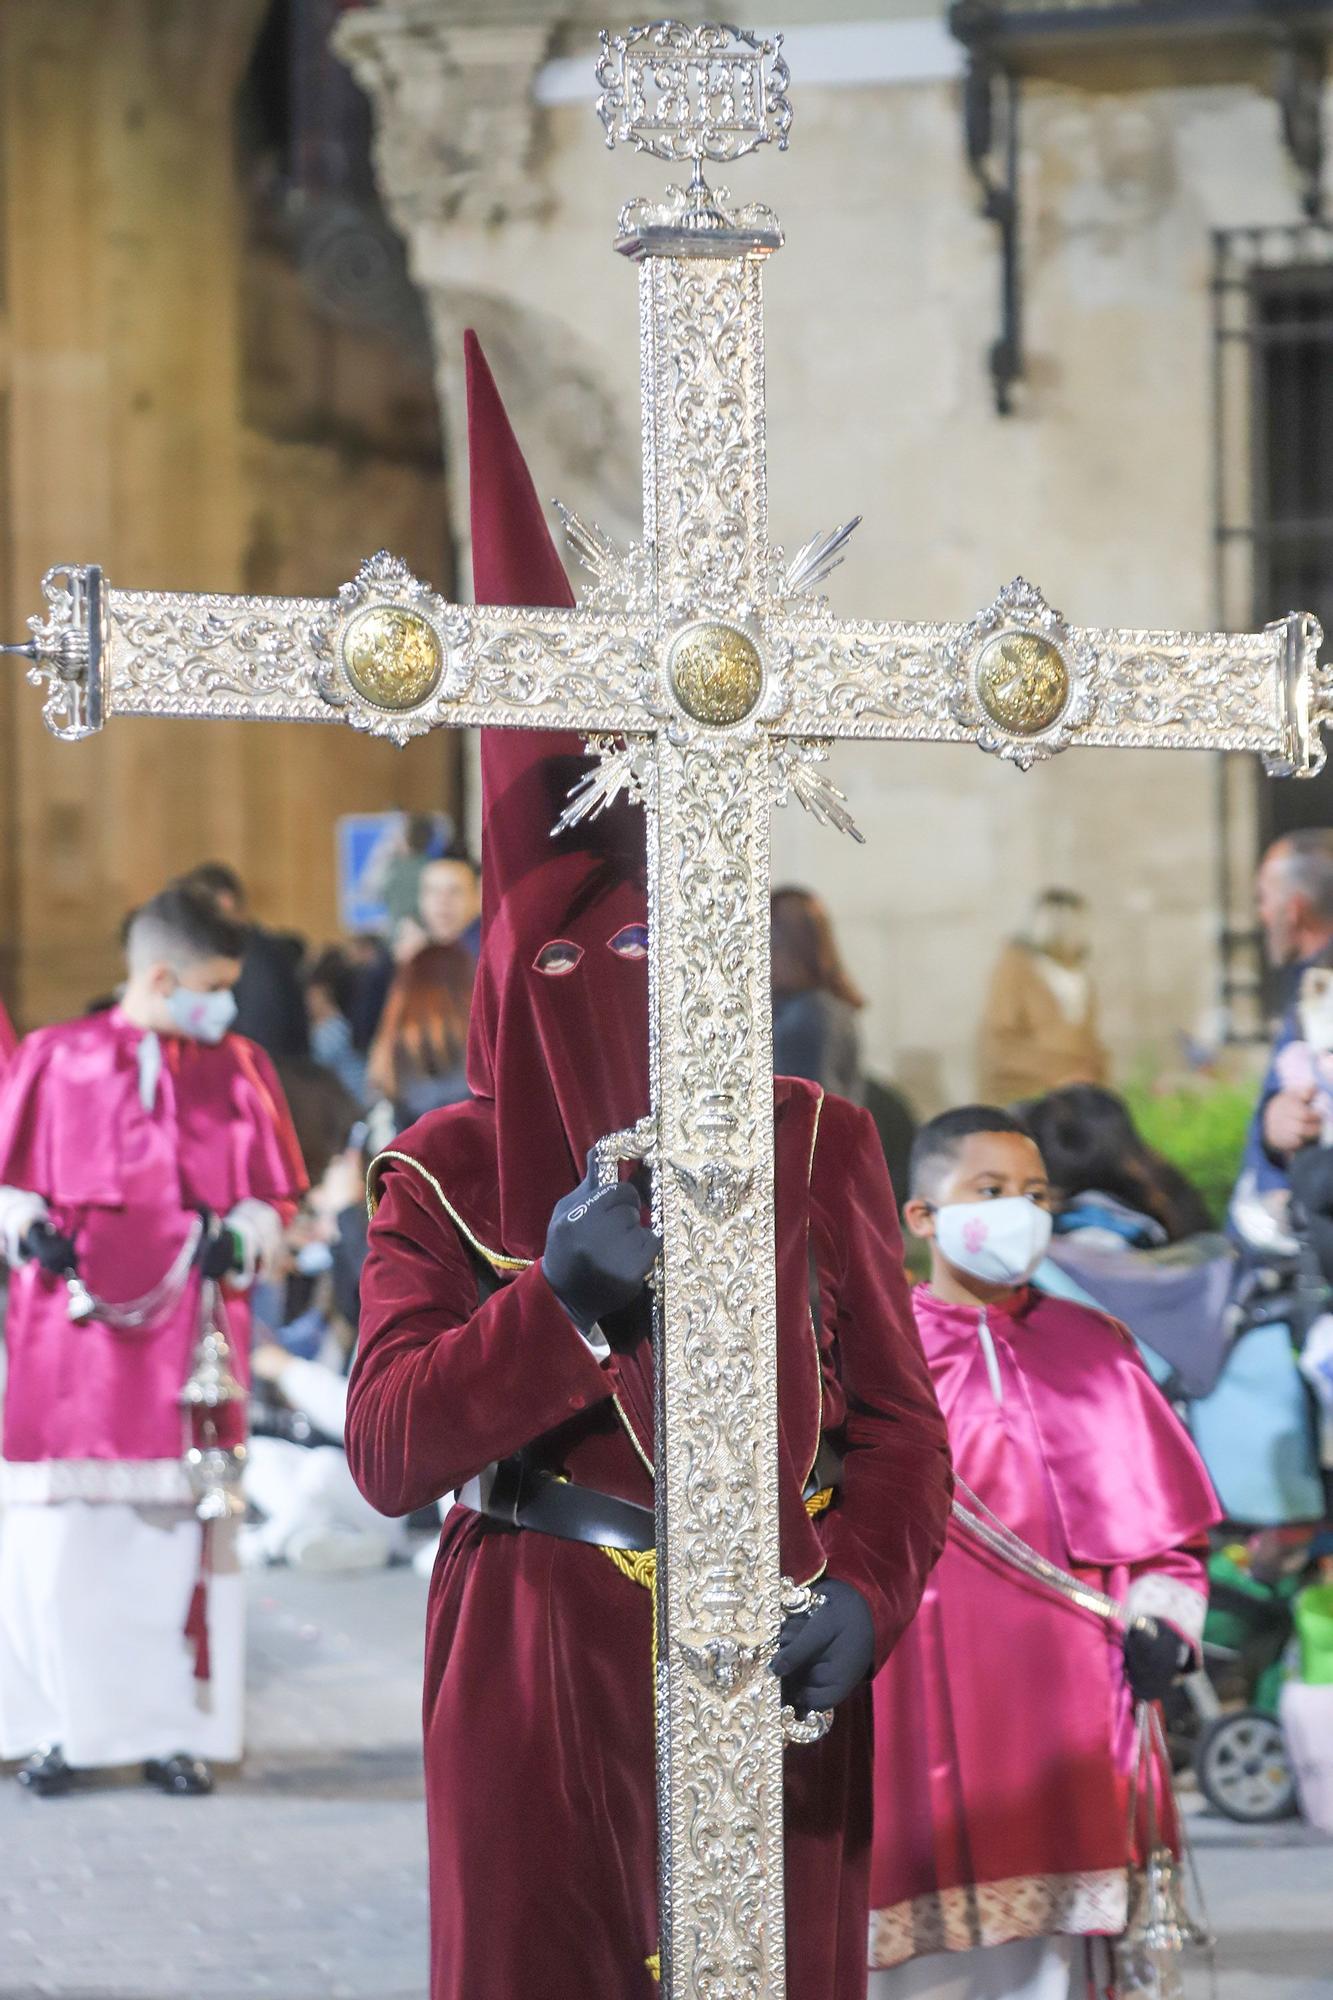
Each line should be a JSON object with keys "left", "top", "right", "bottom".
{"left": 462, "top": 331, "right": 649, "bottom": 1256}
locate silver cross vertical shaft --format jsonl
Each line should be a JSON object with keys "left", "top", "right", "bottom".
{"left": 5, "top": 21, "right": 1330, "bottom": 1998}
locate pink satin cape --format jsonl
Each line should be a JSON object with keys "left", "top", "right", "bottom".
{"left": 0, "top": 1009, "right": 306, "bottom": 1469}
{"left": 869, "top": 1284, "right": 1219, "bottom": 1970}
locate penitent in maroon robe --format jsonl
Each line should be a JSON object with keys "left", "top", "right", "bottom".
{"left": 347, "top": 334, "right": 953, "bottom": 2000}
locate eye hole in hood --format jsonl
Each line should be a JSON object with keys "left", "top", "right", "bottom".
{"left": 532, "top": 938, "right": 584, "bottom": 978}
{"left": 607, "top": 922, "right": 649, "bottom": 960}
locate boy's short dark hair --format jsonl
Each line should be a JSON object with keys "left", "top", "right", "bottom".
{"left": 126, "top": 885, "right": 247, "bottom": 972}
{"left": 182, "top": 860, "right": 247, "bottom": 912}
{"left": 909, "top": 1104, "right": 1031, "bottom": 1199}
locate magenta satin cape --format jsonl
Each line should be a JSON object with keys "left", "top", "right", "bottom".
{"left": 869, "top": 1285, "right": 1219, "bottom": 1969}
{"left": 351, "top": 1080, "right": 952, "bottom": 2000}
{"left": 0, "top": 1010, "right": 306, "bottom": 1466}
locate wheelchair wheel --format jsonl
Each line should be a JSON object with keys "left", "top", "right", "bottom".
{"left": 1195, "top": 1708, "right": 1298, "bottom": 1823}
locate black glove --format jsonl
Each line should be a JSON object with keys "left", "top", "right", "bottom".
{"left": 1123, "top": 1615, "right": 1191, "bottom": 1703}
{"left": 542, "top": 1149, "right": 661, "bottom": 1338}
{"left": 199, "top": 1225, "right": 242, "bottom": 1282}
{"left": 21, "top": 1220, "right": 78, "bottom": 1277}
{"left": 771, "top": 1577, "right": 875, "bottom": 1717}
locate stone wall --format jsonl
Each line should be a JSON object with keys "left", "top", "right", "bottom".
{"left": 0, "top": 1, "right": 458, "bottom": 1027}
{"left": 341, "top": 5, "right": 1321, "bottom": 1108}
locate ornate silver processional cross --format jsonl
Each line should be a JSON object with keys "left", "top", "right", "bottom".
{"left": 5, "top": 22, "right": 1330, "bottom": 1997}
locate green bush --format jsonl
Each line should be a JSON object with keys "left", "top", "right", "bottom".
{"left": 1123, "top": 1077, "right": 1256, "bottom": 1227}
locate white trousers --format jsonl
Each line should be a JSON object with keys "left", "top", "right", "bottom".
{"left": 868, "top": 1937, "right": 1081, "bottom": 2000}
{"left": 243, "top": 1436, "right": 410, "bottom": 1565}
{"left": 0, "top": 1500, "right": 244, "bottom": 1767}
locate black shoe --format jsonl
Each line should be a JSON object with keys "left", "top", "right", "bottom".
{"left": 144, "top": 1753, "right": 214, "bottom": 1796}
{"left": 16, "top": 1745, "right": 73, "bottom": 1797}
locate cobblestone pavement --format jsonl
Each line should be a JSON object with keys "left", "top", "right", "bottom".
{"left": 0, "top": 1562, "right": 431, "bottom": 2000}
{"left": 0, "top": 1561, "right": 1329, "bottom": 1999}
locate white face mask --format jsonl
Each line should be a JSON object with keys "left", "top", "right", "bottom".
{"left": 934, "top": 1196, "right": 1053, "bottom": 1286}
{"left": 166, "top": 983, "right": 237, "bottom": 1045}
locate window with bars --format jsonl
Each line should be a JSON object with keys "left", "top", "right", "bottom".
{"left": 1214, "top": 224, "right": 1333, "bottom": 1036}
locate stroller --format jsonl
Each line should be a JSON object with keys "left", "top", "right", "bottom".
{"left": 1041, "top": 1192, "right": 1328, "bottom": 1529}
{"left": 1166, "top": 1527, "right": 1322, "bottom": 1822}
{"left": 1039, "top": 1183, "right": 1333, "bottom": 1822}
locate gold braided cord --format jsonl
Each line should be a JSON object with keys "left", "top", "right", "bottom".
{"left": 601, "top": 1545, "right": 656, "bottom": 1590}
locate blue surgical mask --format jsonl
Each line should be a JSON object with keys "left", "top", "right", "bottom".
{"left": 166, "top": 984, "right": 237, "bottom": 1044}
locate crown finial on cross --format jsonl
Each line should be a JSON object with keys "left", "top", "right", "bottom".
{"left": 597, "top": 22, "right": 790, "bottom": 255}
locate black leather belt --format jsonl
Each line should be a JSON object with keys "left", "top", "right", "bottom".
{"left": 458, "top": 1458, "right": 655, "bottom": 1551}
{"left": 458, "top": 1440, "right": 842, "bottom": 1556}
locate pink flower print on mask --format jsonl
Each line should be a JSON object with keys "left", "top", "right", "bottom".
{"left": 962, "top": 1216, "right": 989, "bottom": 1256}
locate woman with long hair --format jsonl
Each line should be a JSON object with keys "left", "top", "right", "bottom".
{"left": 1022, "top": 1083, "right": 1212, "bottom": 1245}
{"left": 770, "top": 886, "right": 865, "bottom": 1103}
{"left": 367, "top": 942, "right": 475, "bottom": 1130}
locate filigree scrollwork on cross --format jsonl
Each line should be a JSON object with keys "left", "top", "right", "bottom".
{"left": 678, "top": 1634, "right": 769, "bottom": 1694}
{"left": 670, "top": 1158, "right": 755, "bottom": 1221}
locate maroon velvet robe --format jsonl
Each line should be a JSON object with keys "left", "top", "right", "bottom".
{"left": 348, "top": 330, "right": 951, "bottom": 2000}
{"left": 351, "top": 1079, "right": 951, "bottom": 2000}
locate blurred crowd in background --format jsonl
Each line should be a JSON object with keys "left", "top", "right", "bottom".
{"left": 2, "top": 816, "right": 1332, "bottom": 1605}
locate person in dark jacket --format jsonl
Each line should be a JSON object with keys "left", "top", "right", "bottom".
{"left": 183, "top": 862, "right": 309, "bottom": 1061}
{"left": 1231, "top": 832, "right": 1333, "bottom": 1244}
{"left": 770, "top": 885, "right": 866, "bottom": 1103}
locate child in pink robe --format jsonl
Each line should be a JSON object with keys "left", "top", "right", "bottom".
{"left": 0, "top": 884, "right": 305, "bottom": 1796}
{"left": 869, "top": 1106, "right": 1218, "bottom": 2000}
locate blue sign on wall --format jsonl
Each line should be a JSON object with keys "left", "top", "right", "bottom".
{"left": 337, "top": 814, "right": 402, "bottom": 935}
{"left": 337, "top": 812, "right": 456, "bottom": 936}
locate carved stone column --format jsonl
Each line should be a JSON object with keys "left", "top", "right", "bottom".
{"left": 333, "top": 1, "right": 644, "bottom": 833}
{"left": 335, "top": 5, "right": 559, "bottom": 233}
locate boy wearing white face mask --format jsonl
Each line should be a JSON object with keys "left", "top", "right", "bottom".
{"left": 868, "top": 1107, "right": 1219, "bottom": 2000}
{"left": 0, "top": 884, "right": 305, "bottom": 1798}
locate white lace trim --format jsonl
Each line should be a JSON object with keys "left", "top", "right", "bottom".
{"left": 0, "top": 1457, "right": 192, "bottom": 1505}
{"left": 1124, "top": 1573, "right": 1207, "bottom": 1648}
{"left": 869, "top": 1868, "right": 1129, "bottom": 1968}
